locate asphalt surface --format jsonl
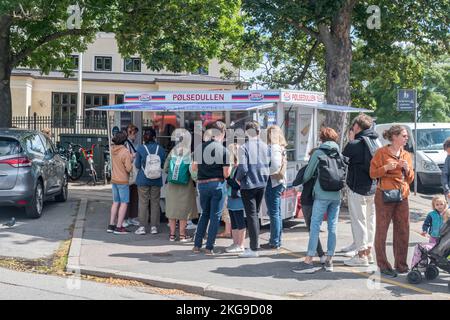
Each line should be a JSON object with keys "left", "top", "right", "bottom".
{"left": 0, "top": 267, "right": 206, "bottom": 300}
{"left": 0, "top": 199, "right": 78, "bottom": 260}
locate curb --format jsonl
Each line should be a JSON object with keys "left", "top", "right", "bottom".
{"left": 65, "top": 199, "right": 289, "bottom": 300}
{"left": 67, "top": 198, "right": 87, "bottom": 273}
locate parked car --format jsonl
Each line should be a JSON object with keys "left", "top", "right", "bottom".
{"left": 375, "top": 122, "right": 450, "bottom": 191}
{"left": 0, "top": 129, "right": 68, "bottom": 218}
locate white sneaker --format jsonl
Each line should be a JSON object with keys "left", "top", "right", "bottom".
{"left": 128, "top": 218, "right": 140, "bottom": 226}
{"left": 135, "top": 226, "right": 146, "bottom": 235}
{"left": 320, "top": 255, "right": 328, "bottom": 265}
{"left": 340, "top": 243, "right": 357, "bottom": 253}
{"left": 344, "top": 254, "right": 369, "bottom": 267}
{"left": 151, "top": 226, "right": 158, "bottom": 234}
{"left": 344, "top": 250, "right": 357, "bottom": 257}
{"left": 238, "top": 248, "right": 259, "bottom": 258}
{"left": 186, "top": 221, "right": 197, "bottom": 230}
{"left": 225, "top": 244, "right": 245, "bottom": 253}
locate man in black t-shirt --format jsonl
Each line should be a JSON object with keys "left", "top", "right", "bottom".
{"left": 192, "top": 121, "right": 231, "bottom": 255}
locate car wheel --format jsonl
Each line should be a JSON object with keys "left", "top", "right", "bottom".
{"left": 55, "top": 173, "right": 68, "bottom": 202}
{"left": 25, "top": 181, "right": 44, "bottom": 219}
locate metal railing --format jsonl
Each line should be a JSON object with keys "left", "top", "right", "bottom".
{"left": 12, "top": 113, "right": 108, "bottom": 144}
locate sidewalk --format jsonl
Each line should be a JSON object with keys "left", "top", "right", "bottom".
{"left": 69, "top": 186, "right": 450, "bottom": 299}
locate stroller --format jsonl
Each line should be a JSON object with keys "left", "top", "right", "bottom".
{"left": 407, "top": 219, "right": 450, "bottom": 290}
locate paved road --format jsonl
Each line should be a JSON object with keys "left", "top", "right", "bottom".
{"left": 0, "top": 199, "right": 78, "bottom": 260}
{"left": 0, "top": 267, "right": 207, "bottom": 300}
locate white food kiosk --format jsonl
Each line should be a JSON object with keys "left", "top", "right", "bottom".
{"left": 93, "top": 89, "right": 370, "bottom": 224}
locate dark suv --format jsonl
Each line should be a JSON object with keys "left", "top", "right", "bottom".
{"left": 0, "top": 129, "right": 68, "bottom": 218}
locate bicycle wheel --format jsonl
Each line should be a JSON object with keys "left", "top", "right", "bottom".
{"left": 69, "top": 161, "right": 84, "bottom": 181}
{"left": 91, "top": 169, "right": 98, "bottom": 186}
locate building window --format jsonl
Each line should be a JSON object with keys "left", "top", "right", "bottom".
{"left": 52, "top": 92, "right": 77, "bottom": 128}
{"left": 192, "top": 66, "right": 209, "bottom": 75}
{"left": 84, "top": 94, "right": 108, "bottom": 128}
{"left": 124, "top": 58, "right": 141, "bottom": 72}
{"left": 94, "top": 56, "right": 112, "bottom": 71}
{"left": 71, "top": 55, "right": 79, "bottom": 69}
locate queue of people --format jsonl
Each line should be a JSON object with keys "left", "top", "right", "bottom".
{"left": 106, "top": 116, "right": 450, "bottom": 277}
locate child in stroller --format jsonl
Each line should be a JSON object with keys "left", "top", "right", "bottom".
{"left": 407, "top": 195, "right": 450, "bottom": 287}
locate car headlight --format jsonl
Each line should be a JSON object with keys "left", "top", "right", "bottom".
{"left": 422, "top": 160, "right": 440, "bottom": 172}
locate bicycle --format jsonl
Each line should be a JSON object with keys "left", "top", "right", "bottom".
{"left": 79, "top": 144, "right": 98, "bottom": 186}
{"left": 58, "top": 142, "right": 84, "bottom": 181}
{"left": 103, "top": 144, "right": 111, "bottom": 185}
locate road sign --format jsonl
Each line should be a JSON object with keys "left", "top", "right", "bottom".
{"left": 397, "top": 89, "right": 416, "bottom": 111}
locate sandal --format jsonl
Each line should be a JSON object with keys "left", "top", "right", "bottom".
{"left": 169, "top": 234, "right": 176, "bottom": 242}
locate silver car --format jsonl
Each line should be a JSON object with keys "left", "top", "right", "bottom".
{"left": 0, "top": 129, "right": 68, "bottom": 218}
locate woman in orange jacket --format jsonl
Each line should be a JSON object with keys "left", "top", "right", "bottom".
{"left": 370, "top": 125, "right": 414, "bottom": 278}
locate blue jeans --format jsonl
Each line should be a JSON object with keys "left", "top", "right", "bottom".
{"left": 307, "top": 199, "right": 341, "bottom": 257}
{"left": 194, "top": 181, "right": 227, "bottom": 250}
{"left": 264, "top": 179, "right": 285, "bottom": 247}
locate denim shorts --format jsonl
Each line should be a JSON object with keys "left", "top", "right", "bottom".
{"left": 112, "top": 184, "right": 130, "bottom": 203}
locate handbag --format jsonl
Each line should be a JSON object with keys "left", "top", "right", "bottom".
{"left": 380, "top": 168, "right": 404, "bottom": 203}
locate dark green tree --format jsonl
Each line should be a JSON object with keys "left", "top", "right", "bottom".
{"left": 0, "top": 0, "right": 243, "bottom": 127}
{"left": 241, "top": 0, "right": 449, "bottom": 108}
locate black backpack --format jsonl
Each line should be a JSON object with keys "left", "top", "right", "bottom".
{"left": 317, "top": 148, "right": 348, "bottom": 192}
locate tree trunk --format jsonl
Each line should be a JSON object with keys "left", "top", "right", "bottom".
{"left": 0, "top": 16, "right": 12, "bottom": 128}
{"left": 320, "top": 0, "right": 355, "bottom": 106}
{"left": 316, "top": 1, "right": 355, "bottom": 137}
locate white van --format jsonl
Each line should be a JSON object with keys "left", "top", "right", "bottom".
{"left": 375, "top": 123, "right": 450, "bottom": 191}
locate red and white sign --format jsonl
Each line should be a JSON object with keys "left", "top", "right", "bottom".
{"left": 281, "top": 90, "right": 324, "bottom": 103}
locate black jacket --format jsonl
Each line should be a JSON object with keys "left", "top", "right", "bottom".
{"left": 342, "top": 129, "right": 378, "bottom": 196}
{"left": 293, "top": 165, "right": 316, "bottom": 206}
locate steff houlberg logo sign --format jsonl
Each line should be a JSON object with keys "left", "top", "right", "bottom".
{"left": 249, "top": 92, "right": 264, "bottom": 101}
{"left": 139, "top": 94, "right": 152, "bottom": 102}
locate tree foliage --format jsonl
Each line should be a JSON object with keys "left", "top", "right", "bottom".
{"left": 241, "top": 0, "right": 449, "bottom": 111}
{"left": 0, "top": 0, "right": 243, "bottom": 127}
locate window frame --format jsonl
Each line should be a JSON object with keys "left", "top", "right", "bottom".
{"left": 123, "top": 57, "right": 142, "bottom": 72}
{"left": 52, "top": 92, "right": 77, "bottom": 128}
{"left": 94, "top": 56, "right": 112, "bottom": 72}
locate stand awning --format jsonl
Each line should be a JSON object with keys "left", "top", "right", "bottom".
{"left": 91, "top": 102, "right": 275, "bottom": 112}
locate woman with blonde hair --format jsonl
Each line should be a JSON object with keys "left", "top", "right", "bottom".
{"left": 164, "top": 129, "right": 198, "bottom": 241}
{"left": 262, "top": 125, "right": 287, "bottom": 250}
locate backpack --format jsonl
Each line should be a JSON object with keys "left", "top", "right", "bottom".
{"left": 168, "top": 153, "right": 190, "bottom": 185}
{"left": 361, "top": 136, "right": 382, "bottom": 157}
{"left": 271, "top": 147, "right": 287, "bottom": 181}
{"left": 142, "top": 145, "right": 162, "bottom": 179}
{"left": 317, "top": 148, "right": 348, "bottom": 192}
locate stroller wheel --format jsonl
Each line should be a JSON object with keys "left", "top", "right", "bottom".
{"left": 424, "top": 265, "right": 439, "bottom": 280}
{"left": 407, "top": 270, "right": 422, "bottom": 284}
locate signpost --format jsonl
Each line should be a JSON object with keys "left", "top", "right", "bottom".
{"left": 397, "top": 89, "right": 418, "bottom": 195}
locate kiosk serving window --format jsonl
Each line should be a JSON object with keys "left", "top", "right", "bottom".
{"left": 143, "top": 112, "right": 181, "bottom": 153}
{"left": 184, "top": 111, "right": 225, "bottom": 132}
{"left": 284, "top": 108, "right": 297, "bottom": 161}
